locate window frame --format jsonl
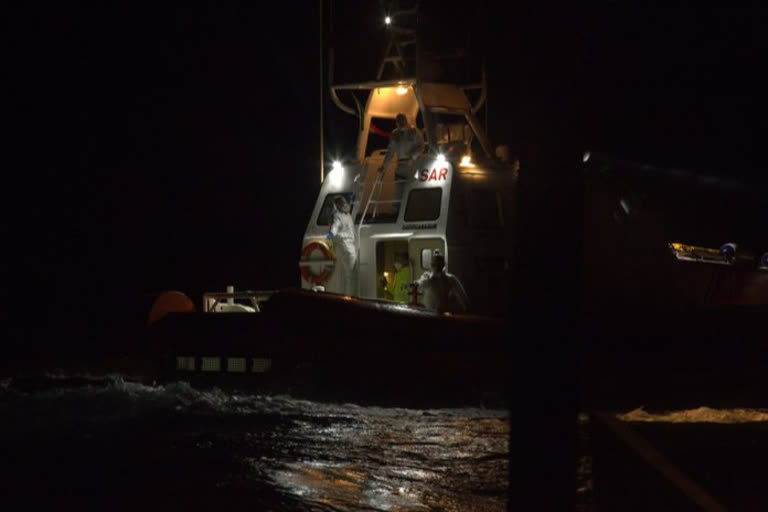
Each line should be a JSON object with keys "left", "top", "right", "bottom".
{"left": 404, "top": 187, "right": 443, "bottom": 222}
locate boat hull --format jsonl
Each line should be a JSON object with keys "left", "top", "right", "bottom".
{"left": 145, "top": 288, "right": 515, "bottom": 406}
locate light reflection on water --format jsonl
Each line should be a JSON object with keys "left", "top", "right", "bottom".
{"left": 0, "top": 374, "right": 509, "bottom": 511}
{"left": 255, "top": 410, "right": 509, "bottom": 510}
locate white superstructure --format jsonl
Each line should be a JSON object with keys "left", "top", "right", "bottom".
{"left": 299, "top": 12, "right": 519, "bottom": 315}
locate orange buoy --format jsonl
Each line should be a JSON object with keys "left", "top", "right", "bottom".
{"left": 146, "top": 290, "right": 195, "bottom": 326}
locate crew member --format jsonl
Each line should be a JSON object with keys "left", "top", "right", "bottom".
{"left": 327, "top": 195, "right": 357, "bottom": 295}
{"left": 382, "top": 252, "right": 412, "bottom": 303}
{"left": 413, "top": 250, "right": 470, "bottom": 314}
{"left": 379, "top": 113, "right": 424, "bottom": 199}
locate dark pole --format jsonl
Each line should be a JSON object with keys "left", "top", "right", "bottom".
{"left": 319, "top": 0, "right": 325, "bottom": 183}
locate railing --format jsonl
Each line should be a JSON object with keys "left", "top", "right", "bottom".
{"left": 356, "top": 174, "right": 406, "bottom": 238}
{"left": 668, "top": 242, "right": 761, "bottom": 269}
{"left": 202, "top": 289, "right": 277, "bottom": 313}
{"left": 353, "top": 167, "right": 406, "bottom": 298}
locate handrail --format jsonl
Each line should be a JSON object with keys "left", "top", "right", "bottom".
{"left": 356, "top": 175, "right": 407, "bottom": 240}
{"left": 330, "top": 88, "right": 357, "bottom": 116}
{"left": 354, "top": 172, "right": 406, "bottom": 298}
{"left": 328, "top": 48, "right": 357, "bottom": 116}
{"left": 202, "top": 290, "right": 277, "bottom": 313}
{"left": 203, "top": 291, "right": 276, "bottom": 300}
{"left": 332, "top": 79, "right": 417, "bottom": 91}
{"left": 330, "top": 79, "right": 420, "bottom": 117}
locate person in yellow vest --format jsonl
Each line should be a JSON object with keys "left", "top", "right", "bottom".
{"left": 382, "top": 252, "right": 412, "bottom": 303}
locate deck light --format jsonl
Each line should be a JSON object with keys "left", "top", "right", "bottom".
{"left": 396, "top": 85, "right": 409, "bottom": 95}
{"left": 436, "top": 154, "right": 446, "bottom": 163}
{"left": 385, "top": 16, "right": 392, "bottom": 25}
{"left": 459, "top": 155, "right": 474, "bottom": 168}
{"left": 327, "top": 160, "right": 345, "bottom": 188}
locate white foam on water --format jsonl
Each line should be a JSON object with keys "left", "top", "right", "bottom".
{"left": 618, "top": 406, "right": 768, "bottom": 423}
{"left": 1, "top": 373, "right": 510, "bottom": 510}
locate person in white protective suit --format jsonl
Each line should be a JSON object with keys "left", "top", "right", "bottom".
{"left": 378, "top": 113, "right": 424, "bottom": 199}
{"left": 326, "top": 195, "right": 357, "bottom": 295}
{"left": 412, "top": 250, "right": 470, "bottom": 314}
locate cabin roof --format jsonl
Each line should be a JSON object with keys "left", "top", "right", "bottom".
{"left": 419, "top": 83, "right": 471, "bottom": 110}
{"left": 331, "top": 80, "right": 473, "bottom": 115}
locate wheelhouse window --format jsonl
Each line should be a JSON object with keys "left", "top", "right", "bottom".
{"left": 316, "top": 193, "right": 353, "bottom": 226}
{"left": 431, "top": 111, "right": 488, "bottom": 162}
{"left": 404, "top": 188, "right": 442, "bottom": 221}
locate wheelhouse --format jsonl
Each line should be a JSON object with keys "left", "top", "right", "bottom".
{"left": 300, "top": 79, "right": 518, "bottom": 315}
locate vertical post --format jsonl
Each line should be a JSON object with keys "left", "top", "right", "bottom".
{"left": 319, "top": 0, "right": 325, "bottom": 183}
{"left": 484, "top": 60, "right": 489, "bottom": 138}
{"left": 414, "top": 4, "right": 421, "bottom": 81}
{"left": 226, "top": 285, "right": 234, "bottom": 305}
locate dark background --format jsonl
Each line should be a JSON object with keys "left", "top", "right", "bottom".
{"left": 6, "top": 3, "right": 767, "bottom": 348}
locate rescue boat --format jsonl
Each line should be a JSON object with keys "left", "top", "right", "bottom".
{"left": 297, "top": 66, "right": 517, "bottom": 315}
{"left": 142, "top": 5, "right": 517, "bottom": 400}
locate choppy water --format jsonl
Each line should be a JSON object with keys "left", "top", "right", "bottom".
{"left": 0, "top": 374, "right": 509, "bottom": 511}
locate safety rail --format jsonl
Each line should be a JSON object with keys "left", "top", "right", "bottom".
{"left": 356, "top": 174, "right": 407, "bottom": 241}
{"left": 202, "top": 289, "right": 277, "bottom": 313}
{"left": 668, "top": 242, "right": 759, "bottom": 268}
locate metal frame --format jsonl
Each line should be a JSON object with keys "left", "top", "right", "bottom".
{"left": 202, "top": 290, "right": 276, "bottom": 313}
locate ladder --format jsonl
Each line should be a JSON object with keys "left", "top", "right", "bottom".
{"left": 354, "top": 169, "right": 407, "bottom": 298}
{"left": 377, "top": 0, "right": 420, "bottom": 80}
{"left": 355, "top": 170, "right": 406, "bottom": 240}
{"left": 348, "top": 160, "right": 404, "bottom": 298}
{"left": 377, "top": 0, "right": 486, "bottom": 106}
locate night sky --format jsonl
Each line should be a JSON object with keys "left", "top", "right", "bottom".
{"left": 7, "top": 4, "right": 767, "bottom": 348}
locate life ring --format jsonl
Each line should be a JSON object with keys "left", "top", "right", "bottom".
{"left": 299, "top": 239, "right": 336, "bottom": 285}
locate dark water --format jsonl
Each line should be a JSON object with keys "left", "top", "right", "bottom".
{"left": 0, "top": 374, "right": 509, "bottom": 511}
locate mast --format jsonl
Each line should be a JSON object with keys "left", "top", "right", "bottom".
{"left": 378, "top": 0, "right": 420, "bottom": 80}
{"left": 319, "top": 0, "right": 325, "bottom": 183}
